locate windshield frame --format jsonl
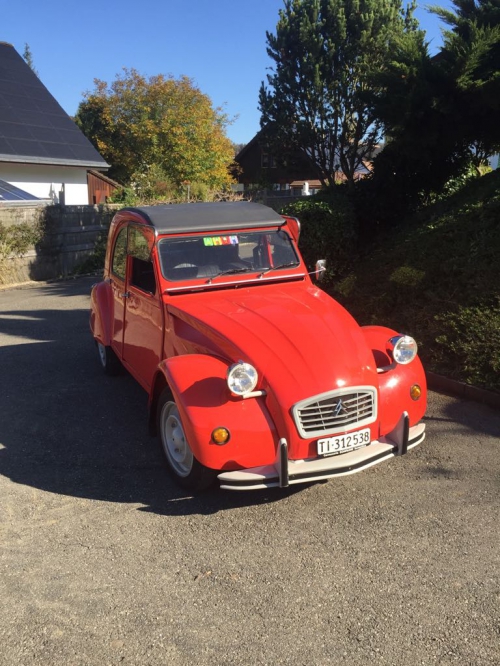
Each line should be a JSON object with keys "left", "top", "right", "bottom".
{"left": 157, "top": 227, "right": 304, "bottom": 290}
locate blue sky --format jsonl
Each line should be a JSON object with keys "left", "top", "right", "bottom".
{"left": 2, "top": 0, "right": 452, "bottom": 145}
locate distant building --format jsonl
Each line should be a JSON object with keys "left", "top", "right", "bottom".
{"left": 0, "top": 42, "right": 109, "bottom": 205}
{"left": 234, "top": 129, "right": 375, "bottom": 196}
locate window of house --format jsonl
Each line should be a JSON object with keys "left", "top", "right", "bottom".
{"left": 261, "top": 151, "right": 276, "bottom": 168}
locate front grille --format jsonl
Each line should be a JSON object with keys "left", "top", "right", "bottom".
{"left": 292, "top": 387, "right": 377, "bottom": 438}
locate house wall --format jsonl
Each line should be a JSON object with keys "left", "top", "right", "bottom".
{"left": 87, "top": 171, "right": 119, "bottom": 205}
{"left": 0, "top": 164, "right": 89, "bottom": 205}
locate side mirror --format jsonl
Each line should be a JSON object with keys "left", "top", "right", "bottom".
{"left": 314, "top": 259, "right": 326, "bottom": 281}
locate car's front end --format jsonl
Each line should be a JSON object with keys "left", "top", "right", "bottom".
{"left": 158, "top": 281, "right": 426, "bottom": 490}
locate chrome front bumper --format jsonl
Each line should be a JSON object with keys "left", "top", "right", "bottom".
{"left": 218, "top": 414, "right": 425, "bottom": 491}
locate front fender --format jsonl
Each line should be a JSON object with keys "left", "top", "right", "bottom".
{"left": 361, "top": 326, "right": 427, "bottom": 435}
{"left": 90, "top": 281, "right": 113, "bottom": 346}
{"left": 160, "top": 354, "right": 278, "bottom": 471}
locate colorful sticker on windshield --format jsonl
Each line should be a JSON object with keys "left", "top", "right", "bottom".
{"left": 203, "top": 235, "right": 239, "bottom": 246}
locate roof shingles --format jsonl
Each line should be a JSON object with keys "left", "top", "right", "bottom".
{"left": 0, "top": 42, "right": 108, "bottom": 169}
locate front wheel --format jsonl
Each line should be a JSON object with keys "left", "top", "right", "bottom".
{"left": 157, "top": 390, "right": 216, "bottom": 491}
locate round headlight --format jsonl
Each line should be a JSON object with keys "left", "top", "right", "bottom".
{"left": 390, "top": 335, "right": 418, "bottom": 365}
{"left": 227, "top": 361, "right": 258, "bottom": 395}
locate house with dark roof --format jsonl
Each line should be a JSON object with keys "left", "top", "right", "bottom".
{"left": 233, "top": 130, "right": 321, "bottom": 196}
{"left": 234, "top": 129, "right": 377, "bottom": 196}
{"left": 0, "top": 42, "right": 109, "bottom": 205}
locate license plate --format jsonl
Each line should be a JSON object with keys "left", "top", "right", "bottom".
{"left": 317, "top": 428, "right": 371, "bottom": 457}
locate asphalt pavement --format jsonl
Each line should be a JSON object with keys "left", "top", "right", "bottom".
{"left": 0, "top": 277, "right": 499, "bottom": 666}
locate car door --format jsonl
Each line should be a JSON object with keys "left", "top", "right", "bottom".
{"left": 121, "top": 226, "right": 164, "bottom": 391}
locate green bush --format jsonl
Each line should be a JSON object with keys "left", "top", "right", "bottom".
{"left": 435, "top": 303, "right": 500, "bottom": 391}
{"left": 0, "top": 220, "right": 43, "bottom": 259}
{"left": 335, "top": 169, "right": 500, "bottom": 391}
{"left": 131, "top": 165, "right": 177, "bottom": 202}
{"left": 109, "top": 186, "right": 139, "bottom": 206}
{"left": 281, "top": 190, "right": 358, "bottom": 280}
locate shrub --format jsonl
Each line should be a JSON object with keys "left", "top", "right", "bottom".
{"left": 435, "top": 303, "right": 500, "bottom": 391}
{"left": 0, "top": 220, "right": 43, "bottom": 259}
{"left": 281, "top": 190, "right": 358, "bottom": 280}
{"left": 109, "top": 186, "right": 138, "bottom": 206}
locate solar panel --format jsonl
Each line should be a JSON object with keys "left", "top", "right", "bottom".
{"left": 0, "top": 179, "right": 41, "bottom": 201}
{"left": 0, "top": 43, "right": 108, "bottom": 169}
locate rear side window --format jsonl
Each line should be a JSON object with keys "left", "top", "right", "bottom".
{"left": 128, "top": 227, "right": 151, "bottom": 262}
{"left": 129, "top": 228, "right": 156, "bottom": 295}
{"left": 111, "top": 225, "right": 157, "bottom": 295}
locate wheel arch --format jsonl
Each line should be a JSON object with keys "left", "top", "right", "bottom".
{"left": 148, "top": 370, "right": 172, "bottom": 435}
{"left": 90, "top": 281, "right": 114, "bottom": 346}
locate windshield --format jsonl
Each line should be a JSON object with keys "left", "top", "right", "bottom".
{"left": 158, "top": 229, "right": 300, "bottom": 282}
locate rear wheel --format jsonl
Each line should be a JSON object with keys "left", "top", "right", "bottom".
{"left": 96, "top": 341, "right": 121, "bottom": 376}
{"left": 157, "top": 389, "right": 216, "bottom": 491}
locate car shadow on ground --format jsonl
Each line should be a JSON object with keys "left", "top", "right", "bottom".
{"left": 0, "top": 287, "right": 303, "bottom": 516}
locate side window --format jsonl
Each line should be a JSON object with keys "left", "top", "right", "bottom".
{"left": 128, "top": 227, "right": 157, "bottom": 295}
{"left": 112, "top": 227, "right": 128, "bottom": 280}
{"left": 270, "top": 230, "right": 299, "bottom": 267}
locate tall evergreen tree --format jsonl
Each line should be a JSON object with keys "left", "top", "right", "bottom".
{"left": 22, "top": 43, "right": 38, "bottom": 76}
{"left": 368, "top": 0, "right": 500, "bottom": 222}
{"left": 259, "top": 0, "right": 420, "bottom": 187}
{"left": 430, "top": 0, "right": 500, "bottom": 162}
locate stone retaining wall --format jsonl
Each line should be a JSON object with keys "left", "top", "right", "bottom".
{"left": 0, "top": 204, "right": 119, "bottom": 285}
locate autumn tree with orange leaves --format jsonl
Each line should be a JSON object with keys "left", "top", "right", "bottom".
{"left": 75, "top": 69, "right": 235, "bottom": 195}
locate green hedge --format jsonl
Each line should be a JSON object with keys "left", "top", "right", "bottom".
{"left": 332, "top": 170, "right": 500, "bottom": 392}
{"left": 280, "top": 190, "right": 358, "bottom": 282}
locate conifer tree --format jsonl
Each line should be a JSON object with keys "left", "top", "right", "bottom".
{"left": 259, "top": 0, "right": 420, "bottom": 187}
{"left": 22, "top": 43, "right": 38, "bottom": 76}
{"left": 430, "top": 0, "right": 500, "bottom": 162}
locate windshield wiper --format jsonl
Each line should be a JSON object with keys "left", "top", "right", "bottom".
{"left": 259, "top": 262, "right": 299, "bottom": 276}
{"left": 207, "top": 267, "right": 253, "bottom": 282}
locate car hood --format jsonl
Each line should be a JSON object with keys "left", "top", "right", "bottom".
{"left": 167, "top": 281, "right": 378, "bottom": 408}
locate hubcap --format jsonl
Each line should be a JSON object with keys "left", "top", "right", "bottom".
{"left": 97, "top": 342, "right": 107, "bottom": 367}
{"left": 160, "top": 403, "right": 193, "bottom": 477}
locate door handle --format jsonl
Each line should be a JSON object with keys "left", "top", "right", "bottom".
{"left": 120, "top": 291, "right": 131, "bottom": 298}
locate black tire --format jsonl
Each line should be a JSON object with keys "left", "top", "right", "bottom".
{"left": 157, "top": 388, "right": 216, "bottom": 491}
{"left": 96, "top": 341, "right": 121, "bottom": 376}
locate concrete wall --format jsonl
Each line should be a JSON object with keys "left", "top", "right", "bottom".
{"left": 0, "top": 164, "right": 90, "bottom": 205}
{"left": 0, "top": 204, "right": 119, "bottom": 285}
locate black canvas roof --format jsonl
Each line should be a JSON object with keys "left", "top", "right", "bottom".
{"left": 122, "top": 202, "right": 285, "bottom": 234}
{"left": 0, "top": 42, "right": 108, "bottom": 169}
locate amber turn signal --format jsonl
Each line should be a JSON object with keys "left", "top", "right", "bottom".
{"left": 410, "top": 384, "right": 422, "bottom": 401}
{"left": 212, "top": 427, "right": 230, "bottom": 445}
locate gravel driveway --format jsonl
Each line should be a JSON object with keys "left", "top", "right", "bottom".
{"left": 0, "top": 278, "right": 498, "bottom": 665}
